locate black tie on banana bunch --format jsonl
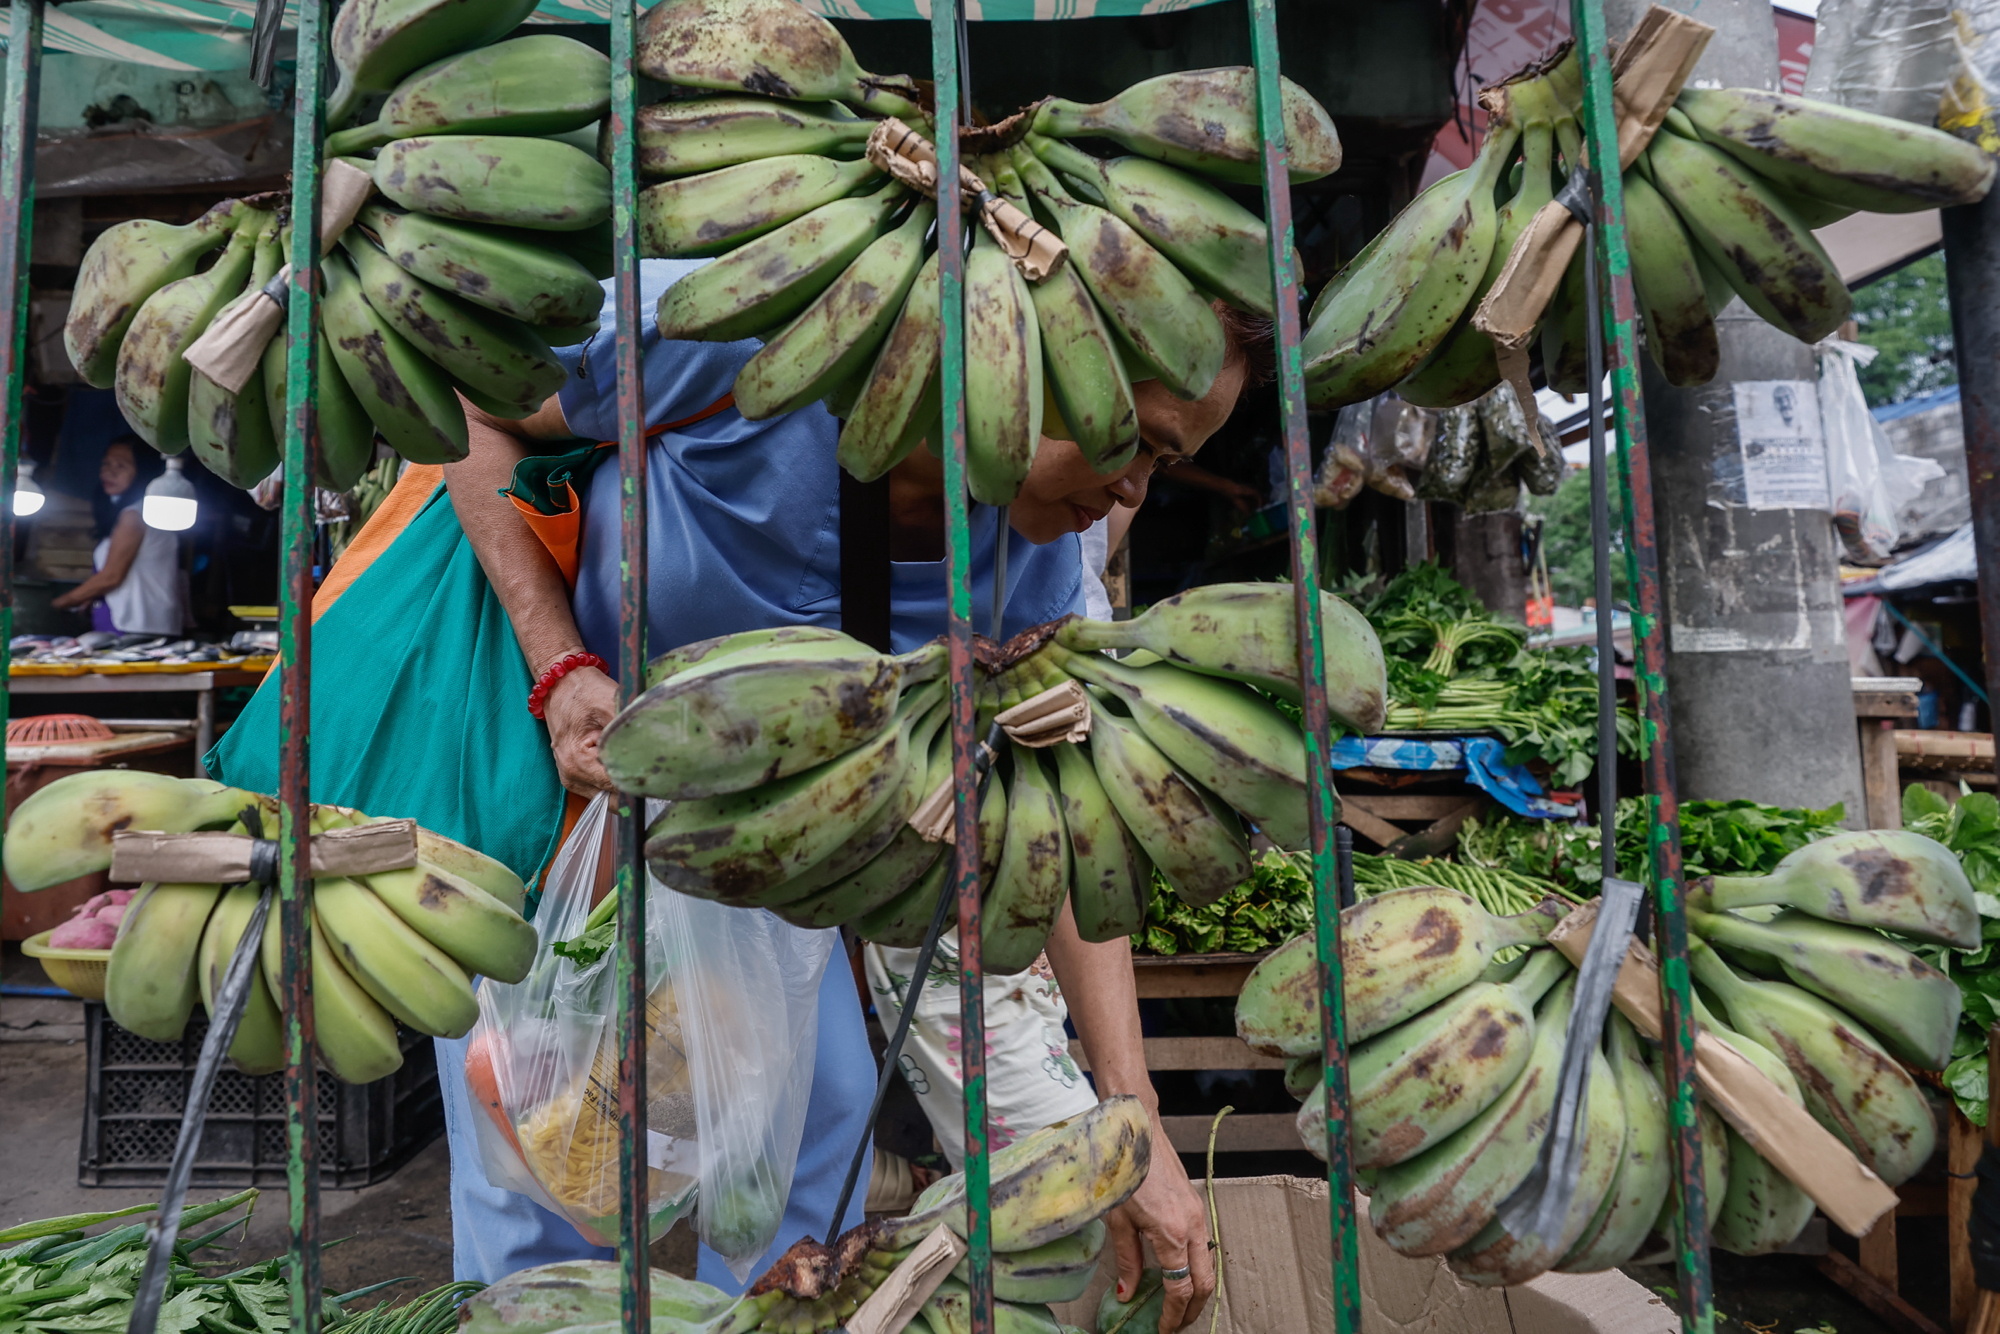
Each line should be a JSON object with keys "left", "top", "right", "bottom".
{"left": 1300, "top": 38, "right": 1997, "bottom": 411}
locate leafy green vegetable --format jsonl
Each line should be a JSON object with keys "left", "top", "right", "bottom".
{"left": 1902, "top": 783, "right": 2000, "bottom": 1124}
{"left": 1142, "top": 852, "right": 1317, "bottom": 956}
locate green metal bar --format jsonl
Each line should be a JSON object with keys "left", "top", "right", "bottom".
{"left": 929, "top": 6, "right": 993, "bottom": 1331}
{"left": 607, "top": 2, "right": 651, "bottom": 1331}
{"left": 0, "top": 0, "right": 43, "bottom": 857}
{"left": 280, "top": 1, "right": 329, "bottom": 1329}
{"left": 1241, "top": 3, "right": 1357, "bottom": 1328}
{"left": 1568, "top": 4, "right": 1711, "bottom": 1328}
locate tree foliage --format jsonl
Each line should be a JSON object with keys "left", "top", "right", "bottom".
{"left": 1852, "top": 251, "right": 1956, "bottom": 407}
{"left": 1529, "top": 467, "right": 1630, "bottom": 608}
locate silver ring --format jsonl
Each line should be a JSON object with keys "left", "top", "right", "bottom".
{"left": 1162, "top": 1265, "right": 1193, "bottom": 1282}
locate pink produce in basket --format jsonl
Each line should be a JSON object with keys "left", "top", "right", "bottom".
{"left": 48, "top": 915, "right": 119, "bottom": 949}
{"left": 105, "top": 889, "right": 135, "bottom": 906}
{"left": 76, "top": 892, "right": 112, "bottom": 916}
{"left": 96, "top": 902, "right": 128, "bottom": 930}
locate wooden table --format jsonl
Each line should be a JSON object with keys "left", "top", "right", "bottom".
{"left": 9, "top": 666, "right": 267, "bottom": 755}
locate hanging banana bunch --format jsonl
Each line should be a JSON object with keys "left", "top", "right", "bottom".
{"left": 594, "top": 583, "right": 1385, "bottom": 966}
{"left": 1303, "top": 43, "right": 1995, "bottom": 411}
{"left": 1253, "top": 823, "right": 1974, "bottom": 1285}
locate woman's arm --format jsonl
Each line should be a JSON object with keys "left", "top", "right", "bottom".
{"left": 52, "top": 509, "right": 147, "bottom": 608}
{"left": 1044, "top": 906, "right": 1215, "bottom": 1331}
{"left": 446, "top": 396, "right": 619, "bottom": 795}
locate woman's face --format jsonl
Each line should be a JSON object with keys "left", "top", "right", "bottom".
{"left": 1007, "top": 358, "right": 1249, "bottom": 546}
{"left": 99, "top": 444, "right": 137, "bottom": 498}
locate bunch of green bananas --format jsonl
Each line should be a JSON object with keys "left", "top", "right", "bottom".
{"left": 65, "top": 0, "right": 616, "bottom": 492}
{"left": 628, "top": 0, "right": 1339, "bottom": 502}
{"left": 4, "top": 769, "right": 535, "bottom": 1084}
{"left": 596, "top": 583, "right": 1384, "bottom": 968}
{"left": 456, "top": 1097, "right": 1150, "bottom": 1334}
{"left": 1304, "top": 43, "right": 1997, "bottom": 410}
{"left": 1248, "top": 826, "right": 1975, "bottom": 1283}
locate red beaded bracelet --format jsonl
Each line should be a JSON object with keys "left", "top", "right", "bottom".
{"left": 528, "top": 652, "right": 608, "bottom": 719}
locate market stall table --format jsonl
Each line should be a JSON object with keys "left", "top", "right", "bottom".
{"left": 8, "top": 663, "right": 271, "bottom": 756}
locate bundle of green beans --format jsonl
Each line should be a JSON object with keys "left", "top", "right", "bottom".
{"left": 1351, "top": 851, "right": 1578, "bottom": 917}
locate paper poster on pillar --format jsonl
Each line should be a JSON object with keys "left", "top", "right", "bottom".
{"left": 1730, "top": 379, "right": 1830, "bottom": 511}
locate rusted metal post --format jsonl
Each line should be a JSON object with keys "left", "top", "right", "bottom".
{"left": 930, "top": 3, "right": 992, "bottom": 1329}
{"left": 1571, "top": 0, "right": 1710, "bottom": 1326}
{"left": 608, "top": 1, "right": 651, "bottom": 1330}
{"left": 1242, "top": 1, "right": 1357, "bottom": 1326}
{"left": 280, "top": 1, "right": 329, "bottom": 1327}
{"left": 1941, "top": 192, "right": 2000, "bottom": 763}
{"left": 0, "top": 0, "right": 42, "bottom": 842}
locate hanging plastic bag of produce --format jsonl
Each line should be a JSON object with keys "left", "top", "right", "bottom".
{"left": 1818, "top": 338, "right": 1944, "bottom": 561}
{"left": 465, "top": 793, "right": 830, "bottom": 1276}
{"left": 1804, "top": 0, "right": 1959, "bottom": 126}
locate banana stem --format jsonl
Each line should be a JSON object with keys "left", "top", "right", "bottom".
{"left": 323, "top": 121, "right": 393, "bottom": 158}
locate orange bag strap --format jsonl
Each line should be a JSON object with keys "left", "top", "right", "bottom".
{"left": 507, "top": 394, "right": 736, "bottom": 589}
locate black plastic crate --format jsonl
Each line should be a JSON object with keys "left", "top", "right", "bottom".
{"left": 79, "top": 1002, "right": 443, "bottom": 1189}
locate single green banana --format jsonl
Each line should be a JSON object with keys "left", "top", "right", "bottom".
{"left": 636, "top": 0, "right": 922, "bottom": 118}
{"left": 1399, "top": 83, "right": 1561, "bottom": 409}
{"left": 314, "top": 876, "right": 479, "bottom": 1039}
{"left": 195, "top": 882, "right": 285, "bottom": 1075}
{"left": 1029, "top": 134, "right": 1278, "bottom": 317}
{"left": 1692, "top": 942, "right": 1935, "bottom": 1187}
{"left": 325, "top": 34, "right": 609, "bottom": 155}
{"left": 360, "top": 204, "right": 606, "bottom": 328}
{"left": 1677, "top": 85, "right": 1996, "bottom": 213}
{"left": 260, "top": 318, "right": 377, "bottom": 491}
{"left": 320, "top": 248, "right": 470, "bottom": 465}
{"left": 1033, "top": 67, "right": 1339, "bottom": 184}
{"left": 1539, "top": 246, "right": 1590, "bottom": 396}
{"left": 734, "top": 200, "right": 933, "bottom": 420}
{"left": 644, "top": 680, "right": 945, "bottom": 904}
{"left": 875, "top": 1095, "right": 1151, "bottom": 1253}
{"left": 1712, "top": 1126, "right": 1816, "bottom": 1256}
{"left": 1054, "top": 581, "right": 1387, "bottom": 728}
{"left": 850, "top": 840, "right": 953, "bottom": 948}
{"left": 1237, "top": 887, "right": 1563, "bottom": 1055}
{"left": 1300, "top": 946, "right": 1568, "bottom": 1171}
{"left": 656, "top": 185, "right": 903, "bottom": 342}
{"left": 1695, "top": 827, "right": 1977, "bottom": 948}
{"left": 1557, "top": 1013, "right": 1675, "bottom": 1273}
{"left": 1448, "top": 1036, "right": 1625, "bottom": 1286}
{"left": 839, "top": 251, "right": 941, "bottom": 481}
{"left": 1285, "top": 1053, "right": 1323, "bottom": 1102}
{"left": 1048, "top": 643, "right": 1310, "bottom": 849}
{"left": 1013, "top": 147, "right": 1223, "bottom": 403}
{"left": 66, "top": 200, "right": 242, "bottom": 387}
{"left": 963, "top": 218, "right": 1044, "bottom": 505}
{"left": 106, "top": 883, "right": 225, "bottom": 1042}
{"left": 5, "top": 770, "right": 256, "bottom": 891}
{"left": 1302, "top": 124, "right": 1517, "bottom": 410}
{"left": 937, "top": 1220, "right": 1105, "bottom": 1305}
{"left": 457, "top": 1261, "right": 734, "bottom": 1334}
{"left": 360, "top": 861, "right": 536, "bottom": 984}
{"left": 603, "top": 637, "right": 943, "bottom": 799}
{"left": 340, "top": 230, "right": 567, "bottom": 415}
{"left": 188, "top": 218, "right": 285, "bottom": 490}
{"left": 1690, "top": 905, "right": 1959, "bottom": 1070}
{"left": 374, "top": 136, "right": 612, "bottom": 232}
{"left": 115, "top": 213, "right": 266, "bottom": 454}
{"left": 640, "top": 154, "right": 882, "bottom": 258}
{"left": 1645, "top": 129, "right": 1851, "bottom": 344}
{"left": 1097, "top": 1270, "right": 1166, "bottom": 1334}
{"left": 326, "top": 0, "right": 542, "bottom": 128}
{"left": 1087, "top": 706, "right": 1249, "bottom": 909}
{"left": 629, "top": 96, "right": 873, "bottom": 177}
{"left": 1632, "top": 1096, "right": 1728, "bottom": 1264}
{"left": 982, "top": 749, "right": 1071, "bottom": 975}
{"left": 1624, "top": 168, "right": 1719, "bottom": 388}
{"left": 1369, "top": 975, "right": 1579, "bottom": 1257}
{"left": 920, "top": 1282, "right": 1064, "bottom": 1334}
{"left": 641, "top": 625, "right": 854, "bottom": 689}
{"left": 1052, "top": 738, "right": 1151, "bottom": 943}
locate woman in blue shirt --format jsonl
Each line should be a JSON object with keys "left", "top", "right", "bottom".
{"left": 442, "top": 258, "right": 1261, "bottom": 1330}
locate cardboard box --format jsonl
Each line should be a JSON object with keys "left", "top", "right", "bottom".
{"left": 1050, "top": 1177, "right": 1680, "bottom": 1333}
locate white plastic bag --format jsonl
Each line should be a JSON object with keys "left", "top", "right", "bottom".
{"left": 464, "top": 793, "right": 833, "bottom": 1277}
{"left": 1818, "top": 339, "right": 1946, "bottom": 561}
{"left": 1805, "top": 0, "right": 1960, "bottom": 125}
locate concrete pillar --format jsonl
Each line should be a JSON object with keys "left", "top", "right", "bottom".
{"left": 1603, "top": 0, "right": 1866, "bottom": 819}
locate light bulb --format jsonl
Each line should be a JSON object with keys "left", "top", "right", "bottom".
{"left": 13, "top": 461, "right": 42, "bottom": 517}
{"left": 143, "top": 457, "right": 198, "bottom": 532}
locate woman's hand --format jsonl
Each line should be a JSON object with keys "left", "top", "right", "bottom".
{"left": 50, "top": 588, "right": 90, "bottom": 610}
{"left": 541, "top": 662, "right": 617, "bottom": 795}
{"left": 1104, "top": 1118, "right": 1215, "bottom": 1330}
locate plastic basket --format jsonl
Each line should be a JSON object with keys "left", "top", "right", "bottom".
{"left": 78, "top": 1002, "right": 443, "bottom": 1189}
{"left": 21, "top": 930, "right": 112, "bottom": 1001}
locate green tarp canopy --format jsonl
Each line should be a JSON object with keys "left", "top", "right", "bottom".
{"left": 1, "top": 0, "right": 1223, "bottom": 72}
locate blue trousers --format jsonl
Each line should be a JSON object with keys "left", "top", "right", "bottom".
{"left": 436, "top": 954, "right": 875, "bottom": 1289}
